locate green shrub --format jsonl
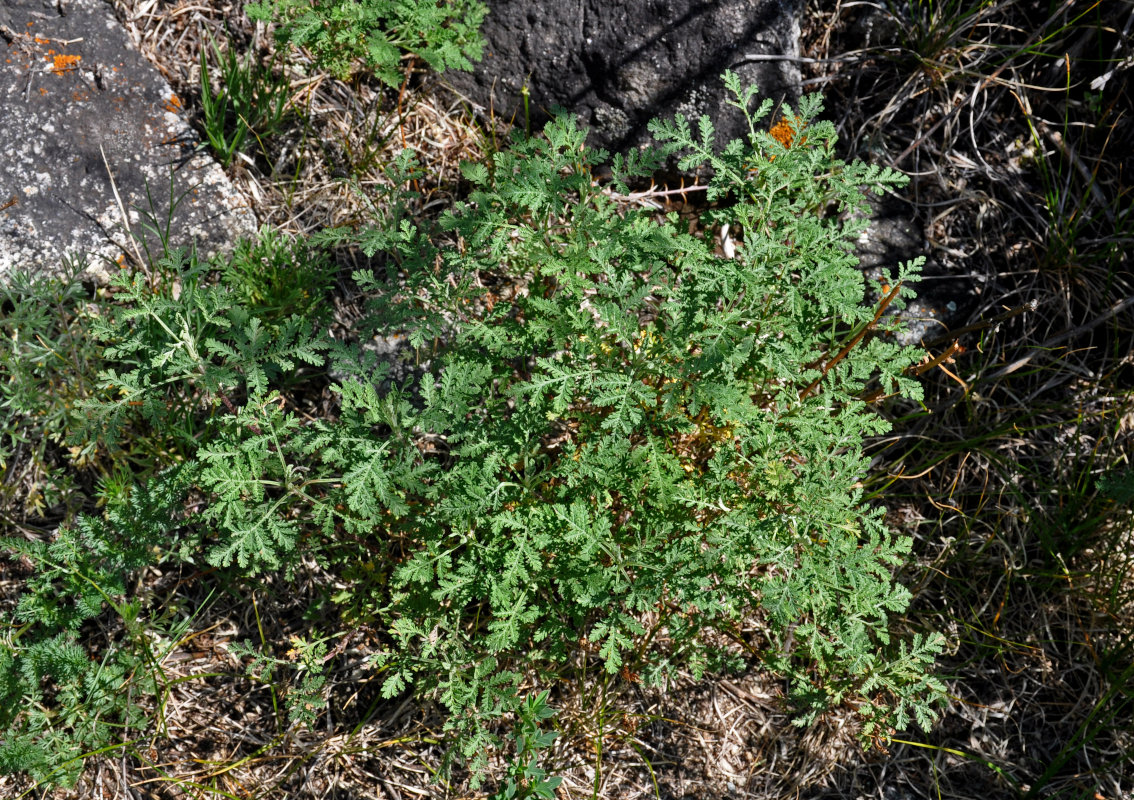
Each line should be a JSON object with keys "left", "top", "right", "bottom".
{"left": 0, "top": 259, "right": 99, "bottom": 524}
{"left": 221, "top": 226, "right": 335, "bottom": 331}
{"left": 185, "top": 74, "right": 944, "bottom": 771}
{"left": 0, "top": 75, "right": 947, "bottom": 789}
{"left": 246, "top": 0, "right": 486, "bottom": 84}
{"left": 319, "top": 74, "right": 943, "bottom": 766}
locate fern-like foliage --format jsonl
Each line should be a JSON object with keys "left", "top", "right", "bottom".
{"left": 283, "top": 73, "right": 946, "bottom": 766}
{"left": 74, "top": 247, "right": 326, "bottom": 456}
{"left": 0, "top": 238, "right": 333, "bottom": 789}
{"left": 0, "top": 259, "right": 99, "bottom": 521}
{"left": 1, "top": 76, "right": 948, "bottom": 789}
{"left": 0, "top": 467, "right": 191, "bottom": 787}
{"left": 247, "top": 0, "right": 486, "bottom": 83}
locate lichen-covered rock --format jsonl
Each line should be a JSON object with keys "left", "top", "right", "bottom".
{"left": 0, "top": 0, "right": 254, "bottom": 283}
{"left": 443, "top": 0, "right": 802, "bottom": 171}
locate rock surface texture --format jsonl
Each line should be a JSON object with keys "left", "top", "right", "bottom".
{"left": 0, "top": 0, "right": 254, "bottom": 281}
{"left": 855, "top": 194, "right": 970, "bottom": 346}
{"left": 444, "top": 0, "right": 802, "bottom": 167}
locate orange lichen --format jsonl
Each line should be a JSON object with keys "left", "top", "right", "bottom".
{"left": 49, "top": 51, "right": 82, "bottom": 76}
{"left": 163, "top": 93, "right": 182, "bottom": 113}
{"left": 34, "top": 36, "right": 50, "bottom": 45}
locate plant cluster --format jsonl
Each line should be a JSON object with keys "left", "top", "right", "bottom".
{"left": 303, "top": 77, "right": 943, "bottom": 768}
{"left": 0, "top": 259, "right": 97, "bottom": 526}
{"left": 0, "top": 468, "right": 192, "bottom": 786}
{"left": 198, "top": 31, "right": 292, "bottom": 168}
{"left": 246, "top": 0, "right": 486, "bottom": 84}
{"left": 0, "top": 236, "right": 332, "bottom": 785}
{"left": 0, "top": 67, "right": 946, "bottom": 791}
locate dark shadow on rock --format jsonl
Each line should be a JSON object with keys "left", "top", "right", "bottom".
{"left": 443, "top": 0, "right": 802, "bottom": 172}
{"left": 856, "top": 193, "right": 977, "bottom": 346}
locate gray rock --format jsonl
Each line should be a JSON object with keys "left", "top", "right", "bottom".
{"left": 443, "top": 0, "right": 802, "bottom": 170}
{"left": 855, "top": 195, "right": 923, "bottom": 277}
{"left": 0, "top": 0, "right": 255, "bottom": 283}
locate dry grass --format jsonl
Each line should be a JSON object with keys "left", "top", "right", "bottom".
{"left": 110, "top": 0, "right": 486, "bottom": 240}
{"left": 796, "top": 1, "right": 1134, "bottom": 798}
{"left": 2, "top": 0, "right": 1131, "bottom": 797}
